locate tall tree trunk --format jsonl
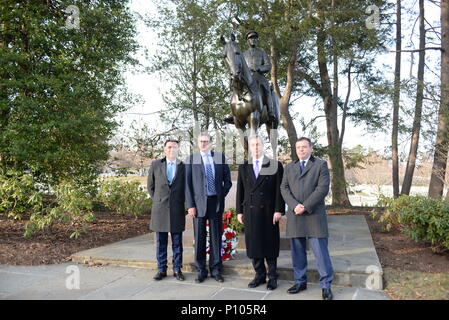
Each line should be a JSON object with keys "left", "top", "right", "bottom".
{"left": 279, "top": 97, "right": 298, "bottom": 160}
{"left": 429, "top": 0, "right": 449, "bottom": 199}
{"left": 401, "top": 0, "right": 425, "bottom": 195}
{"left": 271, "top": 41, "right": 298, "bottom": 161}
{"left": 317, "top": 29, "right": 351, "bottom": 206}
{"left": 392, "top": 0, "right": 401, "bottom": 198}
{"left": 0, "top": 22, "right": 7, "bottom": 173}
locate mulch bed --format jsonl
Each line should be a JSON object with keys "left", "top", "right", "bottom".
{"left": 1, "top": 207, "right": 448, "bottom": 274}
{"left": 0, "top": 211, "right": 150, "bottom": 265}
{"left": 328, "top": 207, "right": 449, "bottom": 274}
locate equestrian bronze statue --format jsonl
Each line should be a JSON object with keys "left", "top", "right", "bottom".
{"left": 221, "top": 32, "right": 280, "bottom": 155}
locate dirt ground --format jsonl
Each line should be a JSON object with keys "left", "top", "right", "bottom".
{"left": 327, "top": 207, "right": 449, "bottom": 274}
{"left": 1, "top": 207, "right": 448, "bottom": 274}
{"left": 0, "top": 211, "right": 150, "bottom": 265}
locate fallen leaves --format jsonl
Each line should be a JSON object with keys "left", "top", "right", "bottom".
{"left": 0, "top": 211, "right": 150, "bottom": 265}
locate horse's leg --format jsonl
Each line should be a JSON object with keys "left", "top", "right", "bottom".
{"left": 234, "top": 117, "right": 248, "bottom": 162}
{"left": 247, "top": 92, "right": 262, "bottom": 137}
{"left": 248, "top": 109, "right": 260, "bottom": 138}
{"left": 267, "top": 88, "right": 280, "bottom": 157}
{"left": 266, "top": 121, "right": 278, "bottom": 158}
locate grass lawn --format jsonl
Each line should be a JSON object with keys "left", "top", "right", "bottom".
{"left": 384, "top": 268, "right": 449, "bottom": 300}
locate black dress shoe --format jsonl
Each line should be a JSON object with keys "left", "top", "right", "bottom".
{"left": 248, "top": 276, "right": 266, "bottom": 288}
{"left": 266, "top": 279, "right": 278, "bottom": 290}
{"left": 173, "top": 271, "right": 185, "bottom": 281}
{"left": 287, "top": 283, "right": 307, "bottom": 294}
{"left": 195, "top": 274, "right": 207, "bottom": 283}
{"left": 153, "top": 271, "right": 167, "bottom": 281}
{"left": 322, "top": 288, "right": 333, "bottom": 300}
{"left": 213, "top": 274, "right": 224, "bottom": 282}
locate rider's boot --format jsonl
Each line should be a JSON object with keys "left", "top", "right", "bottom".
{"left": 267, "top": 96, "right": 276, "bottom": 123}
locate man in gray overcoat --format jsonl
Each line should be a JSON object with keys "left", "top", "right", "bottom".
{"left": 280, "top": 137, "right": 334, "bottom": 300}
{"left": 147, "top": 139, "right": 186, "bottom": 281}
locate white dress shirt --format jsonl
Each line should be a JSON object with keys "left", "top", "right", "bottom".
{"left": 252, "top": 154, "right": 265, "bottom": 177}
{"left": 200, "top": 151, "right": 215, "bottom": 178}
{"left": 166, "top": 159, "right": 177, "bottom": 184}
{"left": 299, "top": 156, "right": 310, "bottom": 169}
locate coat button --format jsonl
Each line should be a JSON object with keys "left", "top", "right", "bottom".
{"left": 250, "top": 205, "right": 254, "bottom": 209}
{"left": 260, "top": 192, "right": 264, "bottom": 196}
{"left": 260, "top": 205, "right": 264, "bottom": 208}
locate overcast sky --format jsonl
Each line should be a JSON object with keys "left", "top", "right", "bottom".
{"left": 118, "top": 0, "right": 441, "bottom": 156}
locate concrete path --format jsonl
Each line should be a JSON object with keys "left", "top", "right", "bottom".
{"left": 0, "top": 263, "right": 389, "bottom": 300}
{"left": 71, "top": 215, "right": 384, "bottom": 290}
{"left": 0, "top": 214, "right": 391, "bottom": 300}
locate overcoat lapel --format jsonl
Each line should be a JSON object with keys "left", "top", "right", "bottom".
{"left": 299, "top": 155, "right": 315, "bottom": 178}
{"left": 247, "top": 162, "right": 257, "bottom": 184}
{"left": 293, "top": 160, "right": 301, "bottom": 182}
{"left": 251, "top": 156, "right": 270, "bottom": 192}
{"left": 160, "top": 158, "right": 169, "bottom": 186}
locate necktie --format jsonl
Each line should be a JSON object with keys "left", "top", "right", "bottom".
{"left": 205, "top": 156, "right": 216, "bottom": 195}
{"left": 254, "top": 159, "right": 260, "bottom": 178}
{"left": 167, "top": 162, "right": 174, "bottom": 184}
{"left": 300, "top": 160, "right": 306, "bottom": 174}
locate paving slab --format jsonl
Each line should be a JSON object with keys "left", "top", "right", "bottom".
{"left": 131, "top": 280, "right": 222, "bottom": 300}
{"left": 211, "top": 287, "right": 268, "bottom": 300}
{"left": 0, "top": 263, "right": 72, "bottom": 298}
{"left": 2, "top": 264, "right": 135, "bottom": 300}
{"left": 71, "top": 215, "right": 383, "bottom": 290}
{"left": 0, "top": 266, "right": 389, "bottom": 300}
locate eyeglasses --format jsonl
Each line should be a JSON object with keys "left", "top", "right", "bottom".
{"left": 199, "top": 140, "right": 210, "bottom": 143}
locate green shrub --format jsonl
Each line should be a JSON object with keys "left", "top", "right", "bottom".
{"left": 373, "top": 195, "right": 449, "bottom": 251}
{"left": 98, "top": 179, "right": 152, "bottom": 218}
{"left": 372, "top": 194, "right": 402, "bottom": 231}
{"left": 398, "top": 196, "right": 449, "bottom": 252}
{"left": 24, "top": 181, "right": 95, "bottom": 239}
{"left": 0, "top": 170, "right": 44, "bottom": 220}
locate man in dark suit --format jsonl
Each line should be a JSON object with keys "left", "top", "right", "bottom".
{"left": 236, "top": 135, "right": 285, "bottom": 290}
{"left": 147, "top": 139, "right": 186, "bottom": 281}
{"left": 185, "top": 132, "right": 232, "bottom": 283}
{"left": 280, "top": 137, "right": 334, "bottom": 300}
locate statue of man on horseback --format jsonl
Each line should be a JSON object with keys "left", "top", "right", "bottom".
{"left": 224, "top": 31, "right": 277, "bottom": 125}
{"left": 243, "top": 31, "right": 276, "bottom": 123}
{"left": 221, "top": 32, "right": 280, "bottom": 156}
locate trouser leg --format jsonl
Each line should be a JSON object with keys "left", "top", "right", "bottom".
{"left": 193, "top": 217, "right": 208, "bottom": 277}
{"left": 156, "top": 232, "right": 168, "bottom": 273}
{"left": 171, "top": 232, "right": 183, "bottom": 273}
{"left": 266, "top": 258, "right": 278, "bottom": 280}
{"left": 309, "top": 237, "right": 334, "bottom": 289}
{"left": 207, "top": 198, "right": 222, "bottom": 276}
{"left": 251, "top": 258, "right": 267, "bottom": 279}
{"left": 291, "top": 237, "right": 308, "bottom": 285}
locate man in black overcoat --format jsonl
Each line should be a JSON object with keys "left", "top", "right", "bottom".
{"left": 236, "top": 135, "right": 285, "bottom": 290}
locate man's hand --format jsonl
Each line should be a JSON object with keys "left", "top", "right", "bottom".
{"left": 294, "top": 204, "right": 305, "bottom": 215}
{"left": 188, "top": 207, "right": 196, "bottom": 218}
{"left": 273, "top": 212, "right": 282, "bottom": 224}
{"left": 237, "top": 213, "right": 244, "bottom": 225}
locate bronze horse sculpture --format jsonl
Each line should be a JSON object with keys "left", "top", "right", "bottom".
{"left": 220, "top": 34, "right": 280, "bottom": 156}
